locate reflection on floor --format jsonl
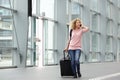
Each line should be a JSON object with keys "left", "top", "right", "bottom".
{"left": 0, "top": 62, "right": 120, "bottom": 80}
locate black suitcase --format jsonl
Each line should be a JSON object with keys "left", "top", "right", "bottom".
{"left": 60, "top": 51, "right": 73, "bottom": 76}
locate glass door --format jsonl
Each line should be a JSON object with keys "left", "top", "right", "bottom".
{"left": 27, "top": 17, "right": 58, "bottom": 66}
{"left": 43, "top": 19, "right": 58, "bottom": 65}
{"left": 27, "top": 17, "right": 36, "bottom": 66}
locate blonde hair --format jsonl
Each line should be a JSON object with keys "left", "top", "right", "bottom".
{"left": 70, "top": 18, "right": 82, "bottom": 30}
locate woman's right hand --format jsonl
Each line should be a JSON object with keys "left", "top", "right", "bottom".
{"left": 64, "top": 48, "right": 68, "bottom": 53}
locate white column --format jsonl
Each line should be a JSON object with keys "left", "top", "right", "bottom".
{"left": 13, "top": 0, "right": 29, "bottom": 67}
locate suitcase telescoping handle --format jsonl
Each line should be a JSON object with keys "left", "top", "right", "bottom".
{"left": 63, "top": 51, "right": 65, "bottom": 60}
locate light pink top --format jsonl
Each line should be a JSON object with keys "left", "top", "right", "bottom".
{"left": 69, "top": 28, "right": 88, "bottom": 50}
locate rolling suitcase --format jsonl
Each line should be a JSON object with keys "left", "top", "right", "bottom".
{"left": 60, "top": 51, "right": 73, "bottom": 76}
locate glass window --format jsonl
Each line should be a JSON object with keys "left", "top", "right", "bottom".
{"left": 27, "top": 0, "right": 57, "bottom": 65}
{"left": 27, "top": 17, "right": 58, "bottom": 66}
{"left": 111, "top": 0, "right": 117, "bottom": 5}
{"left": 0, "top": 7, "right": 14, "bottom": 67}
{"left": 0, "top": 0, "right": 1, "bottom": 5}
{"left": 106, "top": 1, "right": 111, "bottom": 18}
{"left": 80, "top": 52, "right": 86, "bottom": 63}
{"left": 106, "top": 20, "right": 113, "bottom": 35}
{"left": 0, "top": 10, "right": 13, "bottom": 48}
{"left": 27, "top": 17, "right": 44, "bottom": 66}
{"left": 45, "top": 21, "right": 54, "bottom": 49}
{"left": 0, "top": 0, "right": 10, "bottom": 8}
{"left": 118, "top": 39, "right": 120, "bottom": 61}
{"left": 119, "top": 53, "right": 120, "bottom": 61}
{"left": 119, "top": 10, "right": 120, "bottom": 23}
{"left": 0, "top": 30, "right": 12, "bottom": 37}
{"left": 67, "top": 1, "right": 82, "bottom": 21}
{"left": 44, "top": 20, "right": 58, "bottom": 65}
{"left": 106, "top": 20, "right": 111, "bottom": 35}
{"left": 73, "top": 0, "right": 83, "bottom": 4}
{"left": 90, "top": 12, "right": 100, "bottom": 52}
{"left": 27, "top": 17, "right": 36, "bottom": 66}
{"left": 0, "top": 52, "right": 12, "bottom": 67}
{"left": 71, "top": 2, "right": 82, "bottom": 21}
{"left": 91, "top": 13, "right": 98, "bottom": 31}
{"left": 118, "top": 24, "right": 120, "bottom": 37}
{"left": 32, "top": 0, "right": 37, "bottom": 14}
{"left": 90, "top": 0, "right": 98, "bottom": 11}
{"left": 66, "top": 0, "right": 69, "bottom": 15}
{"left": 118, "top": 0, "right": 120, "bottom": 8}
{"left": 118, "top": 40, "right": 120, "bottom": 53}
{"left": 91, "top": 33, "right": 99, "bottom": 52}
{"left": 0, "top": 40, "right": 12, "bottom": 47}
{"left": 106, "top": 37, "right": 113, "bottom": 52}
{"left": 40, "top": 0, "right": 54, "bottom": 19}
{"left": 0, "top": 8, "right": 12, "bottom": 16}
{"left": 105, "top": 52, "right": 114, "bottom": 61}
{"left": 88, "top": 52, "right": 101, "bottom": 62}
{"left": 72, "top": 2, "right": 80, "bottom": 15}
{"left": 73, "top": 0, "right": 79, "bottom": 2}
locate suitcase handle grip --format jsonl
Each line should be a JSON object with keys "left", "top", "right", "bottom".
{"left": 63, "top": 51, "right": 70, "bottom": 60}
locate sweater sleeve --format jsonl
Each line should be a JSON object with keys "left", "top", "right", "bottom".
{"left": 82, "top": 26, "right": 89, "bottom": 33}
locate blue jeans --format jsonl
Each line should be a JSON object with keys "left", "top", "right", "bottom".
{"left": 68, "top": 49, "right": 81, "bottom": 75}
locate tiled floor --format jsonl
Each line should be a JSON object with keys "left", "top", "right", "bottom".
{"left": 0, "top": 62, "right": 120, "bottom": 80}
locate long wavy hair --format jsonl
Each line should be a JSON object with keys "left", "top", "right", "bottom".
{"left": 70, "top": 18, "right": 82, "bottom": 30}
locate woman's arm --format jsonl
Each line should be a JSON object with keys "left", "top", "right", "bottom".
{"left": 64, "top": 39, "right": 70, "bottom": 52}
{"left": 81, "top": 26, "right": 89, "bottom": 32}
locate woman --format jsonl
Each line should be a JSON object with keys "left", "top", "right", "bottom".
{"left": 64, "top": 18, "right": 89, "bottom": 78}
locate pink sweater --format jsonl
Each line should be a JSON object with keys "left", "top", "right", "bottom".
{"left": 69, "top": 28, "right": 88, "bottom": 50}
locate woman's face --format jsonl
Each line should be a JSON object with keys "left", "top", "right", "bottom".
{"left": 75, "top": 20, "right": 81, "bottom": 29}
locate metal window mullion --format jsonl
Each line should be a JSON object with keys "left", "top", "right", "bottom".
{"left": 110, "top": 37, "right": 112, "bottom": 52}
{"left": 68, "top": 0, "right": 72, "bottom": 22}
{"left": 110, "top": 21, "right": 112, "bottom": 35}
{"left": 90, "top": 12, "right": 92, "bottom": 52}
{"left": 0, "top": 6, "right": 17, "bottom": 13}
{"left": 98, "top": 15, "right": 101, "bottom": 52}
{"left": 97, "top": 33, "right": 100, "bottom": 52}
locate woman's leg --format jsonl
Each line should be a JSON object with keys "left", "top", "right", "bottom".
{"left": 68, "top": 50, "right": 76, "bottom": 77}
{"left": 75, "top": 49, "right": 81, "bottom": 77}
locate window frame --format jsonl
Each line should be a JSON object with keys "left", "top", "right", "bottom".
{"left": 106, "top": 0, "right": 112, "bottom": 18}
{"left": 90, "top": 11, "right": 101, "bottom": 52}
{"left": 71, "top": 1, "right": 81, "bottom": 15}
{"left": 90, "top": 0, "right": 98, "bottom": 11}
